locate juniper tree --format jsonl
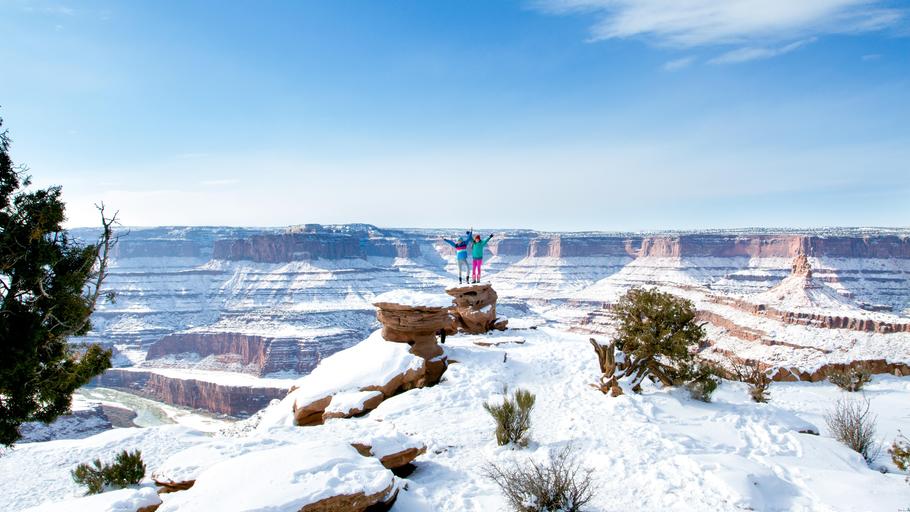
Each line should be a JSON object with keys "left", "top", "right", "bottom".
{"left": 610, "top": 287, "right": 706, "bottom": 392}
{"left": 0, "top": 115, "right": 116, "bottom": 446}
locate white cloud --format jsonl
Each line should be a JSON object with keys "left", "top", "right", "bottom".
{"left": 861, "top": 53, "right": 882, "bottom": 60}
{"left": 709, "top": 38, "right": 816, "bottom": 64}
{"left": 536, "top": 0, "right": 904, "bottom": 47}
{"left": 663, "top": 56, "right": 696, "bottom": 71}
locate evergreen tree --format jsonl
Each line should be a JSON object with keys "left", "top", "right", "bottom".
{"left": 611, "top": 287, "right": 706, "bottom": 392}
{"left": 0, "top": 115, "right": 116, "bottom": 446}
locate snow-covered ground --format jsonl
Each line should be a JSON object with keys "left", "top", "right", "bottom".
{"left": 4, "top": 327, "right": 908, "bottom": 511}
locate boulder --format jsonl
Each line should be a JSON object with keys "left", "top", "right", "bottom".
{"left": 445, "top": 283, "right": 508, "bottom": 334}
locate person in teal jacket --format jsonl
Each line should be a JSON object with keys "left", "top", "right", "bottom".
{"left": 470, "top": 233, "right": 494, "bottom": 283}
{"left": 441, "top": 229, "right": 473, "bottom": 284}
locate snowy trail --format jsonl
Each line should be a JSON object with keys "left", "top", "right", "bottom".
{"left": 373, "top": 327, "right": 910, "bottom": 511}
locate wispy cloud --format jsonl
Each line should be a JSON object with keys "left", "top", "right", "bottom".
{"left": 709, "top": 38, "right": 816, "bottom": 64}
{"left": 200, "top": 179, "right": 239, "bottom": 187}
{"left": 663, "top": 56, "right": 696, "bottom": 71}
{"left": 536, "top": 0, "right": 905, "bottom": 47}
{"left": 861, "top": 53, "right": 882, "bottom": 61}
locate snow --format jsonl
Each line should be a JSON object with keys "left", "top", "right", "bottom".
{"left": 20, "top": 487, "right": 161, "bottom": 512}
{"left": 0, "top": 426, "right": 207, "bottom": 511}
{"left": 156, "top": 442, "right": 393, "bottom": 512}
{"left": 366, "top": 327, "right": 910, "bottom": 510}
{"left": 325, "top": 390, "right": 384, "bottom": 416}
{"left": 256, "top": 331, "right": 425, "bottom": 428}
{"left": 8, "top": 327, "right": 910, "bottom": 511}
{"left": 373, "top": 289, "right": 453, "bottom": 308}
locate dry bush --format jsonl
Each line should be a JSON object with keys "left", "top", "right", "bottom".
{"left": 732, "top": 360, "right": 772, "bottom": 403}
{"left": 825, "top": 396, "right": 881, "bottom": 465}
{"left": 890, "top": 431, "right": 910, "bottom": 482}
{"left": 485, "top": 445, "right": 597, "bottom": 512}
{"left": 484, "top": 389, "right": 536, "bottom": 447}
{"left": 827, "top": 365, "right": 872, "bottom": 392}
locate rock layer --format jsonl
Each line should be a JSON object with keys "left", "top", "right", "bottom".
{"left": 92, "top": 369, "right": 289, "bottom": 417}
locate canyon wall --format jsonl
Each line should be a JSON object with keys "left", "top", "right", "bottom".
{"left": 92, "top": 369, "right": 289, "bottom": 417}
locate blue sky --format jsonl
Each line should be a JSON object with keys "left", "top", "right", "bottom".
{"left": 1, "top": 0, "right": 908, "bottom": 230}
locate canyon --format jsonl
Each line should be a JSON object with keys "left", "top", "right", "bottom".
{"left": 75, "top": 225, "right": 910, "bottom": 416}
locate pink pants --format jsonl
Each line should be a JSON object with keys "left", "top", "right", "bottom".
{"left": 472, "top": 258, "right": 483, "bottom": 280}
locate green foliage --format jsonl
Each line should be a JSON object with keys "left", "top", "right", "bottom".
{"left": 0, "top": 115, "right": 115, "bottom": 446}
{"left": 611, "top": 288, "right": 707, "bottom": 392}
{"left": 484, "top": 388, "right": 536, "bottom": 447}
{"left": 71, "top": 449, "right": 146, "bottom": 495}
{"left": 686, "top": 365, "right": 719, "bottom": 402}
{"left": 484, "top": 445, "right": 597, "bottom": 512}
{"left": 827, "top": 365, "right": 872, "bottom": 392}
{"left": 71, "top": 459, "right": 106, "bottom": 495}
{"left": 890, "top": 432, "right": 910, "bottom": 483}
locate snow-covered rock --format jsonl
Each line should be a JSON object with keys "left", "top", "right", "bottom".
{"left": 156, "top": 442, "right": 397, "bottom": 512}
{"left": 255, "top": 331, "right": 428, "bottom": 427}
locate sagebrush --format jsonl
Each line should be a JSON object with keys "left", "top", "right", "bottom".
{"left": 484, "top": 389, "right": 536, "bottom": 447}
{"left": 825, "top": 397, "right": 881, "bottom": 465}
{"left": 827, "top": 365, "right": 872, "bottom": 392}
{"left": 71, "top": 449, "right": 146, "bottom": 495}
{"left": 485, "top": 445, "right": 597, "bottom": 512}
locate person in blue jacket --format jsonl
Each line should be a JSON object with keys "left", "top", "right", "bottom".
{"left": 442, "top": 228, "right": 473, "bottom": 284}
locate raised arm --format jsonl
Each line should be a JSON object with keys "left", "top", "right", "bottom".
{"left": 441, "top": 238, "right": 456, "bottom": 248}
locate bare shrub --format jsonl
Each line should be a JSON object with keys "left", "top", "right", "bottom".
{"left": 827, "top": 365, "right": 872, "bottom": 392}
{"left": 825, "top": 396, "right": 881, "bottom": 464}
{"left": 485, "top": 445, "right": 597, "bottom": 512}
{"left": 732, "top": 360, "right": 772, "bottom": 403}
{"left": 484, "top": 389, "right": 536, "bottom": 447}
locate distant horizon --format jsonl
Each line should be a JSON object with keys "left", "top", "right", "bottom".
{"left": 3, "top": 1, "right": 909, "bottom": 229}
{"left": 67, "top": 222, "right": 910, "bottom": 236}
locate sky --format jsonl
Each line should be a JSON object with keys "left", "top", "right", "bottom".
{"left": 1, "top": 0, "right": 908, "bottom": 231}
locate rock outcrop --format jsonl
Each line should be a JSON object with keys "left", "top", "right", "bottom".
{"left": 445, "top": 283, "right": 508, "bottom": 333}
{"left": 373, "top": 291, "right": 452, "bottom": 385}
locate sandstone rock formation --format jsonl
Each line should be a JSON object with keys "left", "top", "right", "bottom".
{"left": 373, "top": 290, "right": 452, "bottom": 385}
{"left": 445, "top": 283, "right": 508, "bottom": 334}
{"left": 249, "top": 330, "right": 433, "bottom": 427}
